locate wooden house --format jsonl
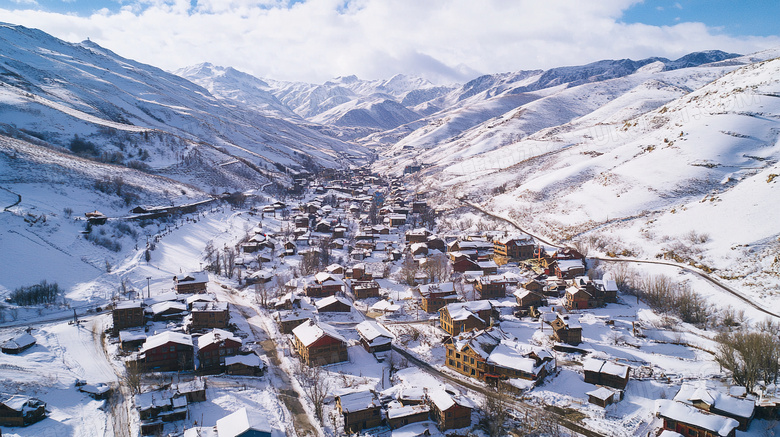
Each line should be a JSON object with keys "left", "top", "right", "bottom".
{"left": 386, "top": 404, "right": 430, "bottom": 429}
{"left": 149, "top": 301, "right": 188, "bottom": 321}
{"left": 275, "top": 310, "right": 313, "bottom": 334}
{"left": 410, "top": 242, "right": 428, "bottom": 256}
{"left": 292, "top": 320, "right": 349, "bottom": 366}
{"left": 427, "top": 390, "right": 474, "bottom": 431}
{"left": 336, "top": 390, "right": 383, "bottom": 433}
{"left": 493, "top": 235, "right": 535, "bottom": 262}
{"left": 112, "top": 301, "right": 145, "bottom": 335}
{"left": 452, "top": 257, "right": 481, "bottom": 273}
{"left": 656, "top": 400, "right": 738, "bottom": 437}
{"left": 673, "top": 384, "right": 755, "bottom": 431}
{"left": 553, "top": 259, "right": 586, "bottom": 279}
{"left": 514, "top": 289, "right": 546, "bottom": 309}
{"left": 551, "top": 314, "right": 582, "bottom": 345}
{"left": 314, "top": 272, "right": 345, "bottom": 295}
{"left": 475, "top": 275, "right": 507, "bottom": 299}
{"left": 405, "top": 228, "right": 431, "bottom": 243}
{"left": 196, "top": 329, "right": 241, "bottom": 371}
{"left": 352, "top": 280, "right": 380, "bottom": 299}
{"left": 1, "top": 332, "right": 36, "bottom": 354}
{"left": 316, "top": 295, "right": 352, "bottom": 313}
{"left": 419, "top": 282, "right": 459, "bottom": 313}
{"left": 583, "top": 358, "right": 630, "bottom": 390}
{"left": 225, "top": 354, "right": 266, "bottom": 376}
{"left": 356, "top": 320, "right": 394, "bottom": 353}
{"left": 139, "top": 331, "right": 194, "bottom": 372}
{"left": 189, "top": 301, "right": 229, "bottom": 332}
{"left": 216, "top": 408, "right": 275, "bottom": 437}
{"left": 119, "top": 328, "right": 147, "bottom": 351}
{"left": 0, "top": 396, "right": 47, "bottom": 427}
{"left": 587, "top": 387, "right": 619, "bottom": 408}
{"left": 438, "top": 301, "right": 492, "bottom": 337}
{"left": 173, "top": 271, "right": 209, "bottom": 294}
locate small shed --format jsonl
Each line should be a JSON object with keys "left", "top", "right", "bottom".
{"left": 225, "top": 354, "right": 266, "bottom": 376}
{"left": 315, "top": 295, "right": 352, "bottom": 313}
{"left": 586, "top": 386, "right": 618, "bottom": 408}
{"left": 1, "top": 332, "right": 36, "bottom": 354}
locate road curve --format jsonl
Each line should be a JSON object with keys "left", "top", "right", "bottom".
{"left": 456, "top": 197, "right": 780, "bottom": 320}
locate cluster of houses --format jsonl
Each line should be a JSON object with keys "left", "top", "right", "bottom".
{"left": 335, "top": 386, "right": 476, "bottom": 434}
{"left": 109, "top": 272, "right": 267, "bottom": 435}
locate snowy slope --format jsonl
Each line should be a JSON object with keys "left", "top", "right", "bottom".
{"left": 0, "top": 23, "right": 365, "bottom": 190}
{"left": 417, "top": 56, "right": 780, "bottom": 308}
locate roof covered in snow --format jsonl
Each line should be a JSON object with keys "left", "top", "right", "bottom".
{"left": 292, "top": 320, "right": 346, "bottom": 347}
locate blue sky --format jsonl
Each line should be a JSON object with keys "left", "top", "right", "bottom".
{"left": 621, "top": 0, "right": 779, "bottom": 37}
{"left": 0, "top": 0, "right": 778, "bottom": 83}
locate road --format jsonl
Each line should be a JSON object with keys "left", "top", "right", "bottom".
{"left": 458, "top": 197, "right": 780, "bottom": 319}
{"left": 219, "top": 285, "right": 319, "bottom": 437}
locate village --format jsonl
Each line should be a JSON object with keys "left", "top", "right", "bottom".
{"left": 1, "top": 166, "right": 779, "bottom": 437}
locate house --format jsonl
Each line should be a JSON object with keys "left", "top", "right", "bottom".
{"left": 554, "top": 259, "right": 586, "bottom": 279}
{"left": 583, "top": 358, "right": 630, "bottom": 390}
{"left": 550, "top": 313, "right": 582, "bottom": 345}
{"left": 439, "top": 301, "right": 493, "bottom": 337}
{"left": 138, "top": 331, "right": 194, "bottom": 371}
{"left": 275, "top": 310, "right": 313, "bottom": 334}
{"left": 452, "top": 257, "right": 481, "bottom": 273}
{"left": 336, "top": 390, "right": 383, "bottom": 433}
{"left": 475, "top": 275, "right": 507, "bottom": 299}
{"left": 149, "top": 301, "right": 188, "bottom": 321}
{"left": 485, "top": 339, "right": 555, "bottom": 383}
{"left": 112, "top": 301, "right": 145, "bottom": 334}
{"left": 386, "top": 404, "right": 430, "bottom": 429}
{"left": 225, "top": 354, "right": 266, "bottom": 376}
{"left": 196, "top": 329, "right": 242, "bottom": 371}
{"left": 514, "top": 289, "right": 547, "bottom": 309}
{"left": 564, "top": 286, "right": 595, "bottom": 310}
{"left": 173, "top": 271, "right": 209, "bottom": 294}
{"left": 78, "top": 382, "right": 112, "bottom": 400}
{"left": 272, "top": 292, "right": 301, "bottom": 311}
{"left": 309, "top": 272, "right": 345, "bottom": 296}
{"left": 419, "top": 282, "right": 459, "bottom": 313}
{"left": 135, "top": 390, "right": 188, "bottom": 434}
{"left": 656, "top": 399, "right": 738, "bottom": 437}
{"left": 673, "top": 384, "right": 755, "bottom": 431}
{"left": 587, "top": 386, "right": 620, "bottom": 408}
{"left": 316, "top": 295, "right": 352, "bottom": 313}
{"left": 493, "top": 234, "right": 535, "bottom": 262}
{"left": 427, "top": 390, "right": 474, "bottom": 430}
{"left": 292, "top": 320, "right": 349, "bottom": 366}
{"left": 444, "top": 328, "right": 553, "bottom": 383}
{"left": 477, "top": 260, "right": 499, "bottom": 275}
{"left": 189, "top": 301, "right": 229, "bottom": 332}
{"left": 356, "top": 320, "right": 394, "bottom": 353}
{"left": 186, "top": 293, "right": 214, "bottom": 309}
{"left": 119, "top": 328, "right": 147, "bottom": 351}
{"left": 406, "top": 228, "right": 431, "bottom": 243}
{"left": 172, "top": 379, "right": 207, "bottom": 403}
{"left": 0, "top": 396, "right": 47, "bottom": 427}
{"left": 1, "top": 331, "right": 36, "bottom": 354}
{"left": 325, "top": 263, "right": 345, "bottom": 275}
{"left": 216, "top": 407, "right": 275, "bottom": 437}
{"left": 352, "top": 280, "right": 380, "bottom": 299}
{"left": 410, "top": 242, "right": 428, "bottom": 256}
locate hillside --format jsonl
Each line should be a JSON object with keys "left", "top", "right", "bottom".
{"left": 0, "top": 23, "right": 365, "bottom": 193}
{"left": 414, "top": 56, "right": 780, "bottom": 309}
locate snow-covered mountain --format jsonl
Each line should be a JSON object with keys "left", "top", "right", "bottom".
{"left": 408, "top": 54, "right": 780, "bottom": 306}
{"left": 0, "top": 23, "right": 366, "bottom": 194}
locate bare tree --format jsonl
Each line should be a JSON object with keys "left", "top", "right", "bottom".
{"left": 254, "top": 282, "right": 269, "bottom": 308}
{"left": 396, "top": 253, "right": 419, "bottom": 286}
{"left": 123, "top": 361, "right": 143, "bottom": 394}
{"left": 424, "top": 252, "right": 451, "bottom": 283}
{"left": 479, "top": 382, "right": 511, "bottom": 437}
{"left": 715, "top": 330, "right": 780, "bottom": 391}
{"left": 295, "top": 362, "right": 331, "bottom": 423}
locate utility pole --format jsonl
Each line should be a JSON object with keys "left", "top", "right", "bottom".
{"left": 146, "top": 276, "right": 151, "bottom": 299}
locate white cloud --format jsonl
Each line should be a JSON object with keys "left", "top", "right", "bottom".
{"left": 1, "top": 0, "right": 778, "bottom": 84}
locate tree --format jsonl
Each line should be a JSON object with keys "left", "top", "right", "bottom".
{"left": 123, "top": 361, "right": 143, "bottom": 395}
{"left": 479, "top": 382, "right": 511, "bottom": 437}
{"left": 424, "top": 252, "right": 451, "bottom": 282}
{"left": 397, "top": 253, "right": 418, "bottom": 286}
{"left": 714, "top": 330, "right": 780, "bottom": 392}
{"left": 295, "top": 362, "right": 331, "bottom": 423}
